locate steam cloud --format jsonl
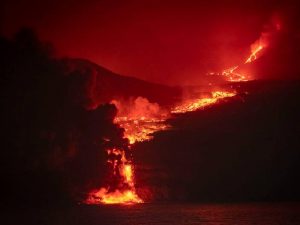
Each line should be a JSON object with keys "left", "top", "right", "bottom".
{"left": 112, "top": 97, "right": 167, "bottom": 120}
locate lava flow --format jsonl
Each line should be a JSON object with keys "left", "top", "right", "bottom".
{"left": 245, "top": 44, "right": 264, "bottom": 63}
{"left": 85, "top": 98, "right": 167, "bottom": 204}
{"left": 171, "top": 91, "right": 236, "bottom": 114}
{"left": 209, "top": 19, "right": 280, "bottom": 82}
{"left": 114, "top": 116, "right": 170, "bottom": 144}
{"left": 86, "top": 90, "right": 237, "bottom": 205}
{"left": 85, "top": 25, "right": 268, "bottom": 204}
{"left": 86, "top": 148, "right": 143, "bottom": 204}
{"left": 219, "top": 43, "right": 265, "bottom": 82}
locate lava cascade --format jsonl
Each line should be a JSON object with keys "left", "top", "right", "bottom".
{"left": 86, "top": 91, "right": 236, "bottom": 204}
{"left": 85, "top": 19, "right": 281, "bottom": 205}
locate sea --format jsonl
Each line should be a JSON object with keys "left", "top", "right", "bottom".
{"left": 4, "top": 203, "right": 300, "bottom": 225}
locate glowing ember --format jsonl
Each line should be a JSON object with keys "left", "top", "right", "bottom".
{"left": 171, "top": 91, "right": 236, "bottom": 114}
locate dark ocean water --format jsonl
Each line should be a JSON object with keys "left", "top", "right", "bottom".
{"left": 4, "top": 203, "right": 300, "bottom": 225}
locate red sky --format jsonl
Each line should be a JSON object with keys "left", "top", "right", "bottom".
{"left": 2, "top": 0, "right": 297, "bottom": 85}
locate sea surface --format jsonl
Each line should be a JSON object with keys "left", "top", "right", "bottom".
{"left": 4, "top": 203, "right": 300, "bottom": 225}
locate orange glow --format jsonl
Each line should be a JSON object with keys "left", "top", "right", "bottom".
{"left": 221, "top": 66, "right": 248, "bottom": 82}
{"left": 86, "top": 147, "right": 143, "bottom": 204}
{"left": 86, "top": 188, "right": 143, "bottom": 205}
{"left": 112, "top": 97, "right": 170, "bottom": 144}
{"left": 221, "top": 43, "right": 264, "bottom": 82}
{"left": 122, "top": 164, "right": 133, "bottom": 184}
{"left": 115, "top": 117, "right": 170, "bottom": 144}
{"left": 86, "top": 98, "right": 171, "bottom": 205}
{"left": 209, "top": 43, "right": 265, "bottom": 82}
{"left": 87, "top": 91, "right": 237, "bottom": 205}
{"left": 245, "top": 45, "right": 264, "bottom": 63}
{"left": 207, "top": 28, "right": 275, "bottom": 82}
{"left": 220, "top": 43, "right": 265, "bottom": 82}
{"left": 171, "top": 91, "right": 236, "bottom": 114}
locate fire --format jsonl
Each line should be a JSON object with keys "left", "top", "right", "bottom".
{"left": 171, "top": 91, "right": 236, "bottom": 114}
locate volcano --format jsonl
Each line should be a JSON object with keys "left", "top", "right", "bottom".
{"left": 1, "top": 25, "right": 300, "bottom": 207}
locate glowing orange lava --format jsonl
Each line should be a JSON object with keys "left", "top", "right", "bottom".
{"left": 245, "top": 45, "right": 264, "bottom": 63}
{"left": 171, "top": 91, "right": 236, "bottom": 114}
{"left": 221, "top": 43, "right": 265, "bottom": 82}
{"left": 208, "top": 35, "right": 269, "bottom": 82}
{"left": 211, "top": 44, "right": 265, "bottom": 82}
{"left": 221, "top": 66, "right": 248, "bottom": 82}
{"left": 115, "top": 116, "right": 170, "bottom": 144}
{"left": 86, "top": 147, "right": 143, "bottom": 204}
{"left": 86, "top": 90, "right": 237, "bottom": 205}
{"left": 86, "top": 188, "right": 143, "bottom": 205}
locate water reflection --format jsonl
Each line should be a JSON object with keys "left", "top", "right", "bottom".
{"left": 4, "top": 203, "right": 300, "bottom": 225}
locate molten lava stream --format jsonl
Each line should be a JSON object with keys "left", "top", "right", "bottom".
{"left": 86, "top": 90, "right": 236, "bottom": 205}
{"left": 171, "top": 91, "right": 236, "bottom": 114}
{"left": 115, "top": 116, "right": 170, "bottom": 144}
{"left": 86, "top": 147, "right": 143, "bottom": 205}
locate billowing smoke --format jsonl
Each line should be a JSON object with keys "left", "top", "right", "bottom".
{"left": 246, "top": 14, "right": 281, "bottom": 62}
{"left": 112, "top": 97, "right": 167, "bottom": 120}
{"left": 0, "top": 28, "right": 127, "bottom": 206}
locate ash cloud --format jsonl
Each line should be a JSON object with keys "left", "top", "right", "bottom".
{"left": 0, "top": 28, "right": 127, "bottom": 206}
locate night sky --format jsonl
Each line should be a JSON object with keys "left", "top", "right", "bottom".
{"left": 3, "top": 0, "right": 299, "bottom": 85}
